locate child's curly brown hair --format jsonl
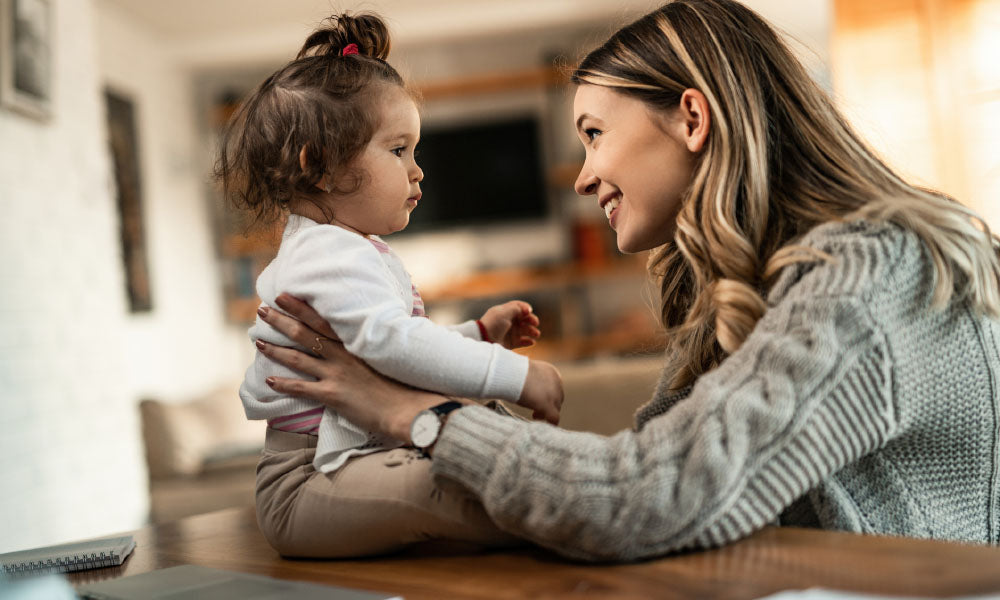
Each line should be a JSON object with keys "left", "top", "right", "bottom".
{"left": 215, "top": 12, "right": 410, "bottom": 228}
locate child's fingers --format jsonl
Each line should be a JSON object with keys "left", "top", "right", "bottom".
{"left": 515, "top": 325, "right": 540, "bottom": 339}
{"left": 518, "top": 313, "right": 540, "bottom": 327}
{"left": 517, "top": 337, "right": 536, "bottom": 347}
{"left": 514, "top": 313, "right": 540, "bottom": 328}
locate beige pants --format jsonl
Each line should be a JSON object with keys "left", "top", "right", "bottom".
{"left": 255, "top": 428, "right": 522, "bottom": 558}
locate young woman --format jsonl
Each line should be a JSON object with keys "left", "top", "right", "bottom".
{"left": 253, "top": 0, "right": 1000, "bottom": 561}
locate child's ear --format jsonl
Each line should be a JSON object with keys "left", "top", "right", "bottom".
{"left": 299, "top": 145, "right": 331, "bottom": 193}
{"left": 298, "top": 145, "right": 309, "bottom": 172}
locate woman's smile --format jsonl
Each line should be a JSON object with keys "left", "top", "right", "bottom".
{"left": 572, "top": 84, "right": 698, "bottom": 253}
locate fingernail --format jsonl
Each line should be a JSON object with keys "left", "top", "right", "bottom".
{"left": 255, "top": 340, "right": 266, "bottom": 351}
{"left": 275, "top": 295, "right": 290, "bottom": 309}
{"left": 265, "top": 377, "right": 276, "bottom": 387}
{"left": 257, "top": 306, "right": 269, "bottom": 318}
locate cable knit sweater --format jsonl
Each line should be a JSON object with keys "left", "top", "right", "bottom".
{"left": 431, "top": 220, "right": 1000, "bottom": 561}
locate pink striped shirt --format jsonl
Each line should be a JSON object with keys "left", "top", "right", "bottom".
{"left": 268, "top": 236, "right": 426, "bottom": 434}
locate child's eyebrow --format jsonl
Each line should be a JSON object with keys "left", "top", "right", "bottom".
{"left": 384, "top": 132, "right": 419, "bottom": 144}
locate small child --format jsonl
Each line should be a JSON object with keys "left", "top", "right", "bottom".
{"left": 216, "top": 13, "right": 562, "bottom": 556}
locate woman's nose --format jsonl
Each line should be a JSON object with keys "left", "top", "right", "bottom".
{"left": 574, "top": 165, "right": 598, "bottom": 196}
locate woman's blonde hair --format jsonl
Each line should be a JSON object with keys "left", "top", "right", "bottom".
{"left": 572, "top": 0, "right": 1000, "bottom": 390}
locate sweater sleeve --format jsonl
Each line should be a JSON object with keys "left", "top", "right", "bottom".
{"left": 448, "top": 320, "right": 482, "bottom": 340}
{"left": 277, "top": 228, "right": 528, "bottom": 401}
{"left": 431, "top": 257, "right": 901, "bottom": 561}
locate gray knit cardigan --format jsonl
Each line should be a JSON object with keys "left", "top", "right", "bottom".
{"left": 431, "top": 220, "right": 1000, "bottom": 561}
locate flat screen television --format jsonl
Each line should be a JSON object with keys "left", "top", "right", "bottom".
{"left": 403, "top": 115, "right": 548, "bottom": 233}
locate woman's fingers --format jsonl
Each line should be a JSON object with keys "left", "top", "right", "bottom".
{"left": 256, "top": 339, "right": 327, "bottom": 378}
{"left": 274, "top": 293, "right": 339, "bottom": 339}
{"left": 532, "top": 408, "right": 559, "bottom": 425}
{"left": 265, "top": 375, "right": 324, "bottom": 402}
{"left": 258, "top": 304, "right": 339, "bottom": 351}
{"left": 257, "top": 305, "right": 316, "bottom": 347}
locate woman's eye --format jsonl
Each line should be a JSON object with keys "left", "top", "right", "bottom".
{"left": 585, "top": 128, "right": 602, "bottom": 142}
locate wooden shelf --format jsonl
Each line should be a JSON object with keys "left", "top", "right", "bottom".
{"left": 226, "top": 296, "right": 262, "bottom": 323}
{"left": 416, "top": 65, "right": 567, "bottom": 101}
{"left": 420, "top": 254, "right": 647, "bottom": 303}
{"left": 518, "top": 322, "right": 665, "bottom": 362}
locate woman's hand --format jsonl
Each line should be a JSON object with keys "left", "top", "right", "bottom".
{"left": 256, "top": 294, "right": 446, "bottom": 442}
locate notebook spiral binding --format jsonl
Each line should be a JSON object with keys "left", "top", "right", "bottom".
{"left": 2, "top": 550, "right": 125, "bottom": 576}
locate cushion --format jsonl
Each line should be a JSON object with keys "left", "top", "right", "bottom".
{"left": 140, "top": 384, "right": 264, "bottom": 479}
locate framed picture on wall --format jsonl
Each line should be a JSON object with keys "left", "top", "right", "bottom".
{"left": 0, "top": 0, "right": 52, "bottom": 121}
{"left": 106, "top": 88, "right": 153, "bottom": 312}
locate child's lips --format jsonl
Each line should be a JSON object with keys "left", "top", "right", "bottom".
{"left": 407, "top": 193, "right": 421, "bottom": 206}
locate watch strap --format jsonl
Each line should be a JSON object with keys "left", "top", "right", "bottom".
{"left": 430, "top": 400, "right": 463, "bottom": 418}
{"left": 415, "top": 400, "right": 463, "bottom": 457}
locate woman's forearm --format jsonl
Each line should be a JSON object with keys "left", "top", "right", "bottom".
{"left": 382, "top": 389, "right": 448, "bottom": 443}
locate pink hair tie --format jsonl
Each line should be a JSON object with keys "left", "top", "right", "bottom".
{"left": 341, "top": 43, "right": 359, "bottom": 56}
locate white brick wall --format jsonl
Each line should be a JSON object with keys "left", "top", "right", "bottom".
{"left": 96, "top": 3, "right": 250, "bottom": 404}
{"left": 0, "top": 0, "right": 148, "bottom": 552}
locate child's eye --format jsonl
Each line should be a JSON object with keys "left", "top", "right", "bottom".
{"left": 391, "top": 147, "right": 405, "bottom": 157}
{"left": 584, "top": 128, "right": 602, "bottom": 142}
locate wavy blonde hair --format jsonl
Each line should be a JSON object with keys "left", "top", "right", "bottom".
{"left": 572, "top": 0, "right": 1000, "bottom": 390}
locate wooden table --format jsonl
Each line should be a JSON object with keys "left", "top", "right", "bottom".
{"left": 68, "top": 506, "right": 1000, "bottom": 599}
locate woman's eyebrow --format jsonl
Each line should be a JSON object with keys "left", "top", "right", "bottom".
{"left": 575, "top": 113, "right": 596, "bottom": 132}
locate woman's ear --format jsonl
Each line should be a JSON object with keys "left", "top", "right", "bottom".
{"left": 299, "top": 145, "right": 331, "bottom": 193}
{"left": 679, "top": 88, "right": 710, "bottom": 153}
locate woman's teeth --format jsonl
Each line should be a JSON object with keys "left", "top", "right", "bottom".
{"left": 604, "top": 198, "right": 620, "bottom": 219}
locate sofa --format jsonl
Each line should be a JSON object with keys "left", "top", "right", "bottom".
{"left": 138, "top": 354, "right": 665, "bottom": 524}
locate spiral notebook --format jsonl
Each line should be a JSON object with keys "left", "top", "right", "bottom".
{"left": 0, "top": 535, "right": 135, "bottom": 576}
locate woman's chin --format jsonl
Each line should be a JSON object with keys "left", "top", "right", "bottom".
{"left": 616, "top": 224, "right": 676, "bottom": 254}
{"left": 616, "top": 231, "right": 641, "bottom": 254}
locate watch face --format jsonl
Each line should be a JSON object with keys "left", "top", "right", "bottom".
{"left": 410, "top": 410, "right": 441, "bottom": 448}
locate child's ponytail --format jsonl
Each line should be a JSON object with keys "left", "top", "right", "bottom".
{"left": 298, "top": 13, "right": 392, "bottom": 61}
{"left": 215, "top": 12, "right": 408, "bottom": 230}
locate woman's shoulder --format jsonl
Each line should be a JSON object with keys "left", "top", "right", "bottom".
{"left": 768, "top": 219, "right": 926, "bottom": 304}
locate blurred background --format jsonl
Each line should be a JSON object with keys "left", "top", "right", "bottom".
{"left": 0, "top": 0, "right": 996, "bottom": 553}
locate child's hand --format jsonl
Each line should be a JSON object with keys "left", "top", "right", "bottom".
{"left": 518, "top": 360, "right": 563, "bottom": 424}
{"left": 480, "top": 301, "right": 541, "bottom": 350}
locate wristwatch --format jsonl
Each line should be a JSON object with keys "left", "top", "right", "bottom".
{"left": 410, "top": 400, "right": 463, "bottom": 457}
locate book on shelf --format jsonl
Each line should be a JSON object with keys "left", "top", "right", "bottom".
{"left": 0, "top": 535, "right": 135, "bottom": 576}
